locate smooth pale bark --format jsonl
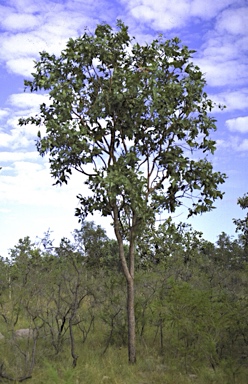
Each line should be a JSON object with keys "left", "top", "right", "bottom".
{"left": 113, "top": 205, "right": 137, "bottom": 364}
{"left": 127, "top": 277, "right": 136, "bottom": 363}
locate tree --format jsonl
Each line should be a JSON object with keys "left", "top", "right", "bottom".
{"left": 136, "top": 217, "right": 204, "bottom": 268}
{"left": 233, "top": 193, "right": 248, "bottom": 254}
{"left": 19, "top": 21, "right": 226, "bottom": 363}
{"left": 73, "top": 220, "right": 119, "bottom": 269}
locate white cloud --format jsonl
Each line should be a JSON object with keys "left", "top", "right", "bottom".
{"left": 0, "top": 159, "right": 86, "bottom": 207}
{"left": 238, "top": 139, "right": 248, "bottom": 151}
{"left": 193, "top": 6, "right": 248, "bottom": 88}
{"left": 0, "top": 5, "right": 11, "bottom": 20}
{"left": 7, "top": 0, "right": 63, "bottom": 15}
{"left": 200, "top": 12, "right": 248, "bottom": 61}
{"left": 208, "top": 89, "right": 248, "bottom": 112}
{"left": 0, "top": 208, "right": 11, "bottom": 213}
{"left": 216, "top": 139, "right": 230, "bottom": 149}
{"left": 238, "top": 35, "right": 248, "bottom": 51}
{"left": 1, "top": 13, "right": 41, "bottom": 31}
{"left": 0, "top": 130, "right": 33, "bottom": 149}
{"left": 5, "top": 57, "right": 36, "bottom": 77}
{"left": 124, "top": 0, "right": 234, "bottom": 30}
{"left": 0, "top": 93, "right": 50, "bottom": 150}
{"left": 131, "top": 1, "right": 190, "bottom": 29}
{"left": 0, "top": 132, "right": 17, "bottom": 148}
{"left": 195, "top": 58, "right": 248, "bottom": 87}
{"left": 226, "top": 116, "right": 248, "bottom": 133}
{"left": 0, "top": 123, "right": 37, "bottom": 149}
{"left": 201, "top": 38, "right": 239, "bottom": 63}
{"left": 0, "top": 33, "right": 45, "bottom": 59}
{"left": 216, "top": 7, "right": 248, "bottom": 35}
{"left": 216, "top": 135, "right": 248, "bottom": 152}
{"left": 13, "top": 160, "right": 43, "bottom": 174}
{"left": 0, "top": 110, "right": 9, "bottom": 119}
{"left": 0, "top": 2, "right": 95, "bottom": 76}
{"left": 38, "top": 11, "right": 85, "bottom": 38}
{"left": 8, "top": 93, "right": 50, "bottom": 110}
{"left": 190, "top": 0, "right": 235, "bottom": 19}
{"left": 0, "top": 151, "right": 39, "bottom": 162}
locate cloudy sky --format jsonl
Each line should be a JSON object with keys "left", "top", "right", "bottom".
{"left": 0, "top": 0, "right": 247, "bottom": 257}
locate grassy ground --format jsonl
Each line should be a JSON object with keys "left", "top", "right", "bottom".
{"left": 29, "top": 345, "right": 247, "bottom": 384}
{"left": 0, "top": 335, "right": 246, "bottom": 384}
{"left": 0, "top": 302, "right": 247, "bottom": 383}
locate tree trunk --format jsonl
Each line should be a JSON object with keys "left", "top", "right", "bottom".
{"left": 113, "top": 205, "right": 137, "bottom": 363}
{"left": 127, "top": 214, "right": 136, "bottom": 364}
{"left": 127, "top": 276, "right": 136, "bottom": 363}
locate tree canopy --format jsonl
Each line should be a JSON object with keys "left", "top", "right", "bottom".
{"left": 20, "top": 21, "right": 226, "bottom": 229}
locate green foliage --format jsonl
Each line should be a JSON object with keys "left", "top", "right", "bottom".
{"left": 215, "top": 231, "right": 247, "bottom": 268}
{"left": 0, "top": 221, "right": 248, "bottom": 381}
{"left": 233, "top": 193, "right": 248, "bottom": 252}
{"left": 136, "top": 217, "right": 204, "bottom": 267}
{"left": 19, "top": 21, "right": 226, "bottom": 231}
{"left": 73, "top": 220, "right": 121, "bottom": 270}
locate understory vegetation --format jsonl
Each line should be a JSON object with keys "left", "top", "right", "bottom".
{"left": 0, "top": 219, "right": 247, "bottom": 383}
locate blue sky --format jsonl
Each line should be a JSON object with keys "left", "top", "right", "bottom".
{"left": 0, "top": 0, "right": 247, "bottom": 258}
